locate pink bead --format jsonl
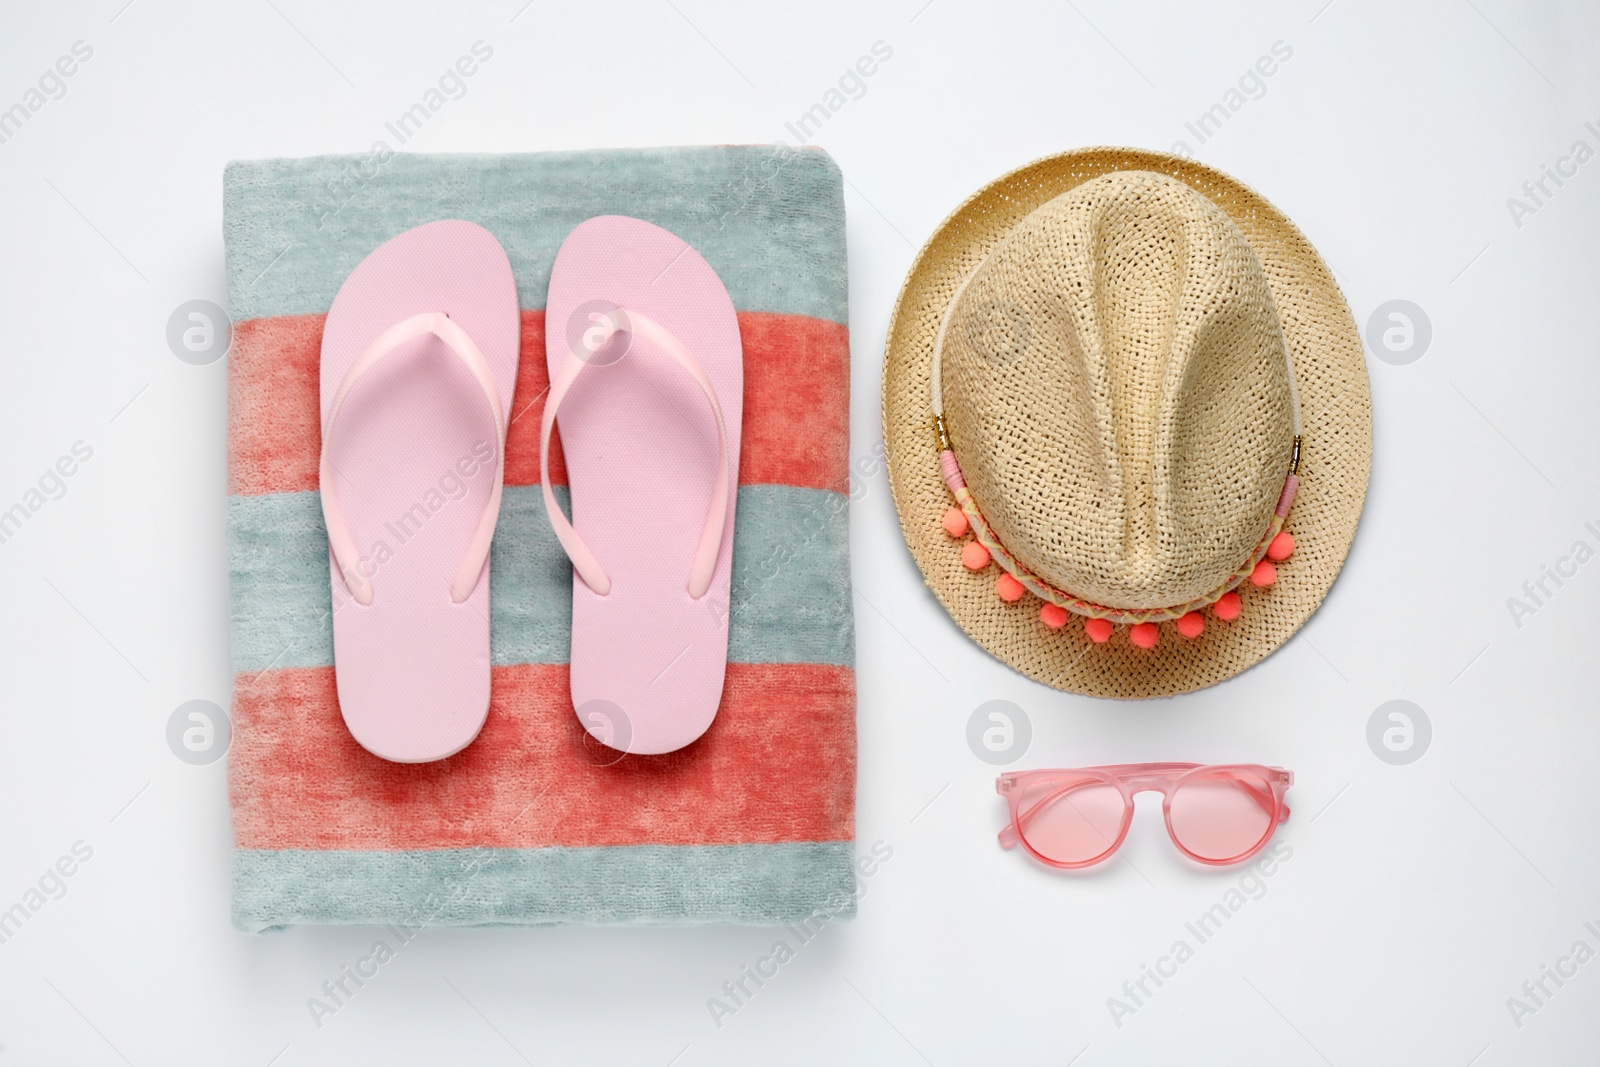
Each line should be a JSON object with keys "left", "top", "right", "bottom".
{"left": 1084, "top": 618, "right": 1114, "bottom": 644}
{"left": 942, "top": 507, "right": 969, "bottom": 538}
{"left": 961, "top": 541, "right": 990, "bottom": 571}
{"left": 1176, "top": 612, "right": 1205, "bottom": 639}
{"left": 997, "top": 573, "right": 1025, "bottom": 602}
{"left": 1213, "top": 592, "right": 1242, "bottom": 621}
{"left": 1250, "top": 560, "right": 1277, "bottom": 587}
{"left": 1129, "top": 622, "right": 1159, "bottom": 649}
{"left": 1267, "top": 531, "right": 1295, "bottom": 561}
{"left": 1040, "top": 603, "right": 1069, "bottom": 629}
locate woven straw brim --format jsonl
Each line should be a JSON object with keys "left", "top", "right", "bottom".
{"left": 883, "top": 148, "right": 1372, "bottom": 699}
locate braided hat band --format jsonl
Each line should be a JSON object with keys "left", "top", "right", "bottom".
{"left": 934, "top": 417, "right": 1299, "bottom": 644}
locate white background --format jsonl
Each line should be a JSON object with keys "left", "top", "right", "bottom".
{"left": 2, "top": 1, "right": 1598, "bottom": 1063}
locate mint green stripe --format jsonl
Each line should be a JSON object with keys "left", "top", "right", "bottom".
{"left": 725, "top": 485, "right": 854, "bottom": 665}
{"left": 223, "top": 147, "right": 848, "bottom": 324}
{"left": 233, "top": 842, "right": 856, "bottom": 931}
{"left": 228, "top": 485, "right": 853, "bottom": 673}
{"left": 486, "top": 486, "right": 572, "bottom": 667}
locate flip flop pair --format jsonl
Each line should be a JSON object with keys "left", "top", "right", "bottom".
{"left": 319, "top": 218, "right": 742, "bottom": 763}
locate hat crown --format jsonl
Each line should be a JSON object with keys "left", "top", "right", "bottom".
{"left": 940, "top": 170, "right": 1294, "bottom": 610}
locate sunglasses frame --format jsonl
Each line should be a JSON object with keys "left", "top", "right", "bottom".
{"left": 996, "top": 762, "right": 1293, "bottom": 869}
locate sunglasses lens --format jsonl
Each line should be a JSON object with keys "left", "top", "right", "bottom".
{"left": 1168, "top": 771, "right": 1275, "bottom": 862}
{"left": 1017, "top": 779, "right": 1126, "bottom": 865}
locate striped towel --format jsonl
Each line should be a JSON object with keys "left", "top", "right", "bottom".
{"left": 223, "top": 147, "right": 856, "bottom": 931}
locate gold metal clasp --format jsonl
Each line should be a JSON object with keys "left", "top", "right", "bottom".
{"left": 1289, "top": 435, "right": 1302, "bottom": 475}
{"left": 933, "top": 414, "right": 951, "bottom": 452}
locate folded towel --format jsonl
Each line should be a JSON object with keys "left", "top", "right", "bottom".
{"left": 223, "top": 147, "right": 856, "bottom": 931}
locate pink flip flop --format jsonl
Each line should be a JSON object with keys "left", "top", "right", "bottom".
{"left": 541, "top": 216, "right": 744, "bottom": 755}
{"left": 319, "top": 221, "right": 519, "bottom": 763}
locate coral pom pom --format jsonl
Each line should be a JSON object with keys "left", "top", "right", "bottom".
{"left": 1176, "top": 612, "right": 1205, "bottom": 639}
{"left": 1213, "top": 592, "right": 1242, "bottom": 621}
{"left": 997, "top": 573, "right": 1025, "bottom": 602}
{"left": 1267, "top": 531, "right": 1295, "bottom": 561}
{"left": 1250, "top": 560, "right": 1277, "bottom": 587}
{"left": 1084, "top": 618, "right": 1114, "bottom": 643}
{"left": 961, "top": 541, "right": 990, "bottom": 571}
{"left": 1040, "top": 603, "right": 1069, "bottom": 629}
{"left": 942, "top": 507, "right": 969, "bottom": 538}
{"left": 1129, "top": 622, "right": 1159, "bottom": 649}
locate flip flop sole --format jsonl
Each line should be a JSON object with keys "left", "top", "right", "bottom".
{"left": 320, "top": 221, "right": 519, "bottom": 762}
{"left": 546, "top": 216, "right": 744, "bottom": 755}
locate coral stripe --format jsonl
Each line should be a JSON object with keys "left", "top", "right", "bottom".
{"left": 228, "top": 311, "right": 849, "bottom": 497}
{"left": 226, "top": 315, "right": 324, "bottom": 498}
{"left": 505, "top": 311, "right": 565, "bottom": 488}
{"left": 229, "top": 662, "right": 856, "bottom": 851}
{"left": 733, "top": 311, "right": 849, "bottom": 494}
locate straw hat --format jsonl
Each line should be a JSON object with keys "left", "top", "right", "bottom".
{"left": 883, "top": 148, "right": 1371, "bottom": 698}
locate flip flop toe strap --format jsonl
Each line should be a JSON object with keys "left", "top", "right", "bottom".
{"left": 319, "top": 311, "right": 507, "bottom": 607}
{"left": 539, "top": 307, "right": 730, "bottom": 599}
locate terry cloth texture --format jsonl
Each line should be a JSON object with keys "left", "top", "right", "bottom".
{"left": 224, "top": 147, "right": 856, "bottom": 931}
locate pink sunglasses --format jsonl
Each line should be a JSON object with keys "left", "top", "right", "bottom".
{"left": 997, "top": 763, "right": 1293, "bottom": 868}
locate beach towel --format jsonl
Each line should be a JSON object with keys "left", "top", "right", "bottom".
{"left": 223, "top": 146, "right": 856, "bottom": 931}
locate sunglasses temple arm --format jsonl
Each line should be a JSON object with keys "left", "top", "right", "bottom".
{"left": 1233, "top": 777, "right": 1280, "bottom": 818}
{"left": 1008, "top": 794, "right": 1054, "bottom": 845}
{"left": 1002, "top": 782, "right": 1100, "bottom": 850}
{"left": 998, "top": 790, "right": 1088, "bottom": 857}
